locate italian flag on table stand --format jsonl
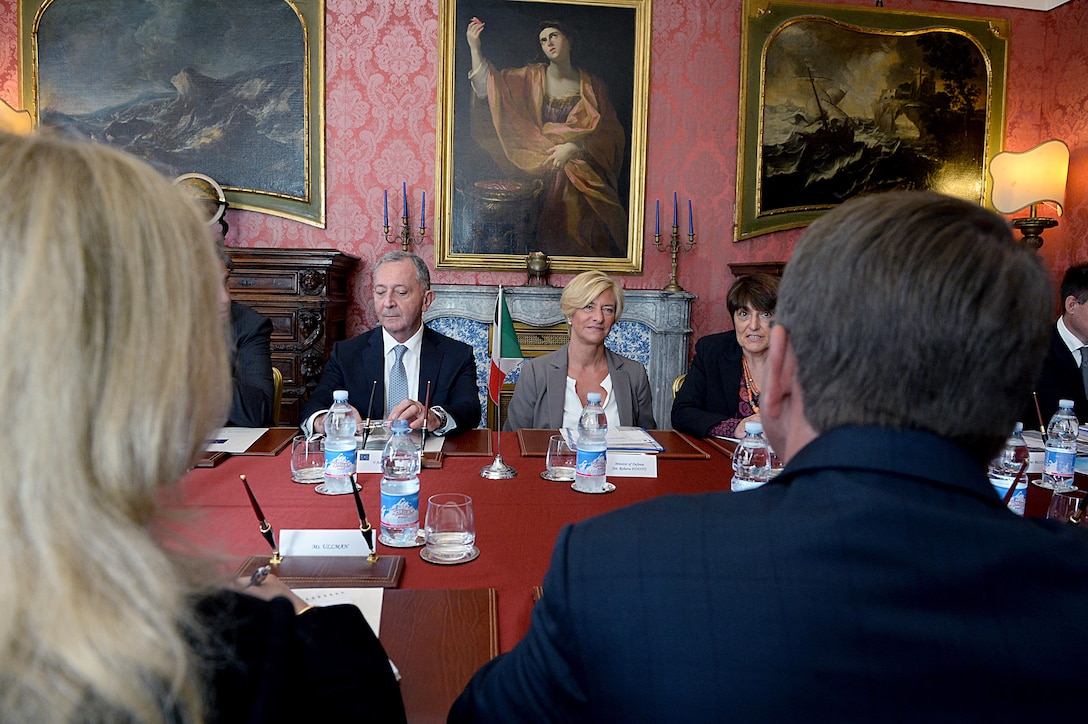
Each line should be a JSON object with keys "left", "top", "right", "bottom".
{"left": 481, "top": 286, "right": 523, "bottom": 479}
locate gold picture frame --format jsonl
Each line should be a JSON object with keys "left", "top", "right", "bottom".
{"left": 735, "top": 0, "right": 1009, "bottom": 241}
{"left": 435, "top": 0, "right": 652, "bottom": 273}
{"left": 19, "top": 0, "right": 326, "bottom": 228}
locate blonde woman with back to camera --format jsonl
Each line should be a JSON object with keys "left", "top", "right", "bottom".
{"left": 0, "top": 132, "right": 405, "bottom": 722}
{"left": 504, "top": 270, "right": 655, "bottom": 430}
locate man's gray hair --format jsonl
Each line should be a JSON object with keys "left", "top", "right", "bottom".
{"left": 375, "top": 250, "right": 431, "bottom": 291}
{"left": 776, "top": 190, "right": 1052, "bottom": 464}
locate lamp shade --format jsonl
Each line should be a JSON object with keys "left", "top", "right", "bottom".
{"left": 0, "top": 98, "right": 32, "bottom": 136}
{"left": 990, "top": 139, "right": 1069, "bottom": 215}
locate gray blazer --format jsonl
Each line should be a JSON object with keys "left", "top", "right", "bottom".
{"left": 503, "top": 344, "right": 656, "bottom": 431}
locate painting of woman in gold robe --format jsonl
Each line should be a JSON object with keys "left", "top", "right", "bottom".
{"left": 464, "top": 16, "right": 628, "bottom": 258}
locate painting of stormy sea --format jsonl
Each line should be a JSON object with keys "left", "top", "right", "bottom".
{"left": 759, "top": 20, "right": 990, "bottom": 214}
{"left": 33, "top": 0, "right": 305, "bottom": 199}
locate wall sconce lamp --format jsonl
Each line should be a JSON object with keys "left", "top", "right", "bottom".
{"left": 989, "top": 139, "right": 1069, "bottom": 251}
{"left": 0, "top": 97, "right": 32, "bottom": 136}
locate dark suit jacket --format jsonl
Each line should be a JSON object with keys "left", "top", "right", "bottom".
{"left": 300, "top": 326, "right": 480, "bottom": 434}
{"left": 228, "top": 301, "right": 275, "bottom": 427}
{"left": 671, "top": 331, "right": 744, "bottom": 437}
{"left": 502, "top": 345, "right": 656, "bottom": 431}
{"left": 1026, "top": 323, "right": 1088, "bottom": 428}
{"left": 196, "top": 590, "right": 405, "bottom": 723}
{"left": 450, "top": 426, "right": 1088, "bottom": 722}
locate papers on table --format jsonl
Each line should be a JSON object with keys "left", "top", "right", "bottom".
{"left": 562, "top": 426, "right": 665, "bottom": 453}
{"left": 294, "top": 587, "right": 384, "bottom": 635}
{"left": 204, "top": 427, "right": 268, "bottom": 454}
{"left": 1022, "top": 429, "right": 1088, "bottom": 456}
{"left": 357, "top": 429, "right": 444, "bottom": 473}
{"left": 1021, "top": 430, "right": 1045, "bottom": 450}
{"left": 357, "top": 427, "right": 443, "bottom": 453}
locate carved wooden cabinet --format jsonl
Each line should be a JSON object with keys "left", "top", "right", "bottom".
{"left": 227, "top": 248, "right": 359, "bottom": 426}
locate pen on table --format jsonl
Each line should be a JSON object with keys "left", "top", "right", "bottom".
{"left": 350, "top": 481, "right": 378, "bottom": 562}
{"left": 239, "top": 474, "right": 282, "bottom": 564}
{"left": 1033, "top": 391, "right": 1046, "bottom": 437}
{"left": 248, "top": 565, "right": 271, "bottom": 587}
{"left": 361, "top": 380, "right": 378, "bottom": 448}
{"left": 421, "top": 379, "right": 432, "bottom": 453}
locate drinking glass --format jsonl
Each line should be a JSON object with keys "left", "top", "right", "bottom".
{"left": 545, "top": 435, "right": 576, "bottom": 481}
{"left": 290, "top": 435, "right": 325, "bottom": 484}
{"left": 423, "top": 493, "right": 475, "bottom": 562}
{"left": 1046, "top": 489, "right": 1086, "bottom": 524}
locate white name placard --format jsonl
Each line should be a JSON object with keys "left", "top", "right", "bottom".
{"left": 280, "top": 529, "right": 372, "bottom": 557}
{"left": 356, "top": 449, "right": 383, "bottom": 474}
{"left": 607, "top": 453, "right": 658, "bottom": 478}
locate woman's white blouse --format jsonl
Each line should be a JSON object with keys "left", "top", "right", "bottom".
{"left": 562, "top": 374, "right": 619, "bottom": 430}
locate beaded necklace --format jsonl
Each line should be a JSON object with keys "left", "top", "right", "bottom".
{"left": 742, "top": 356, "right": 761, "bottom": 413}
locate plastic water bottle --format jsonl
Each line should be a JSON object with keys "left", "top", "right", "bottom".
{"left": 732, "top": 422, "right": 771, "bottom": 492}
{"left": 575, "top": 392, "right": 608, "bottom": 492}
{"left": 380, "top": 419, "right": 421, "bottom": 546}
{"left": 323, "top": 389, "right": 357, "bottom": 494}
{"left": 767, "top": 442, "right": 785, "bottom": 480}
{"left": 1042, "top": 400, "right": 1079, "bottom": 492}
{"left": 988, "top": 422, "right": 1030, "bottom": 515}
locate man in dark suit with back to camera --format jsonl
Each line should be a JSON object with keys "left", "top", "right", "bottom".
{"left": 301, "top": 251, "right": 480, "bottom": 436}
{"left": 1025, "top": 262, "right": 1088, "bottom": 427}
{"left": 450, "top": 191, "right": 1088, "bottom": 721}
{"left": 218, "top": 249, "right": 275, "bottom": 427}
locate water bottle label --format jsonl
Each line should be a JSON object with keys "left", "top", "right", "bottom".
{"left": 576, "top": 449, "right": 606, "bottom": 477}
{"left": 324, "top": 449, "right": 355, "bottom": 477}
{"left": 989, "top": 473, "right": 1027, "bottom": 516}
{"left": 380, "top": 491, "right": 420, "bottom": 543}
{"left": 1043, "top": 448, "right": 1075, "bottom": 478}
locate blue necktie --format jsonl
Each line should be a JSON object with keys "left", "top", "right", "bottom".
{"left": 387, "top": 344, "right": 409, "bottom": 416}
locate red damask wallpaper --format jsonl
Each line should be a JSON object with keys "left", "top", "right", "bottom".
{"left": 0, "top": 0, "right": 1085, "bottom": 342}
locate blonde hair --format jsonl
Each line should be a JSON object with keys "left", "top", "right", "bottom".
{"left": 560, "top": 270, "right": 625, "bottom": 320}
{"left": 0, "top": 132, "right": 229, "bottom": 721}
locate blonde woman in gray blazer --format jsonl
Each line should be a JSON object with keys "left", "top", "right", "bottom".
{"left": 504, "top": 271, "right": 656, "bottom": 431}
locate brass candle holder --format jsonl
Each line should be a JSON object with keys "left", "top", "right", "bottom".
{"left": 653, "top": 223, "right": 696, "bottom": 292}
{"left": 383, "top": 186, "right": 426, "bottom": 252}
{"left": 384, "top": 213, "right": 425, "bottom": 252}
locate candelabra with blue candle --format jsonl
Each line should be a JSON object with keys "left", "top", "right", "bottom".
{"left": 653, "top": 192, "right": 697, "bottom": 292}
{"left": 383, "top": 182, "right": 427, "bottom": 252}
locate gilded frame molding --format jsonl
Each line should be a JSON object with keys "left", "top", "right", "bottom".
{"left": 735, "top": 0, "right": 1009, "bottom": 241}
{"left": 19, "top": 0, "right": 326, "bottom": 228}
{"left": 435, "top": 0, "right": 652, "bottom": 273}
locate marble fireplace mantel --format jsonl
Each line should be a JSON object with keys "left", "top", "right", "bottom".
{"left": 425, "top": 285, "right": 694, "bottom": 429}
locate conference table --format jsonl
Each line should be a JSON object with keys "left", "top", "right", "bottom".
{"left": 166, "top": 429, "right": 727, "bottom": 722}
{"left": 166, "top": 429, "right": 1071, "bottom": 721}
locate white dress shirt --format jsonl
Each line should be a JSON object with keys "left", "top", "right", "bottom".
{"left": 562, "top": 374, "right": 620, "bottom": 430}
{"left": 1057, "top": 316, "right": 1085, "bottom": 365}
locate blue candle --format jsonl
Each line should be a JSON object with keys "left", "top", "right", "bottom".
{"left": 383, "top": 189, "right": 389, "bottom": 227}
{"left": 402, "top": 182, "right": 408, "bottom": 218}
{"left": 655, "top": 199, "right": 660, "bottom": 235}
{"left": 673, "top": 192, "right": 678, "bottom": 228}
{"left": 421, "top": 191, "right": 426, "bottom": 229}
{"left": 688, "top": 199, "right": 694, "bottom": 235}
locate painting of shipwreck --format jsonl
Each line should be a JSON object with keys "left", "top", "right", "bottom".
{"left": 734, "top": 1, "right": 1008, "bottom": 240}
{"left": 761, "top": 20, "right": 989, "bottom": 213}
